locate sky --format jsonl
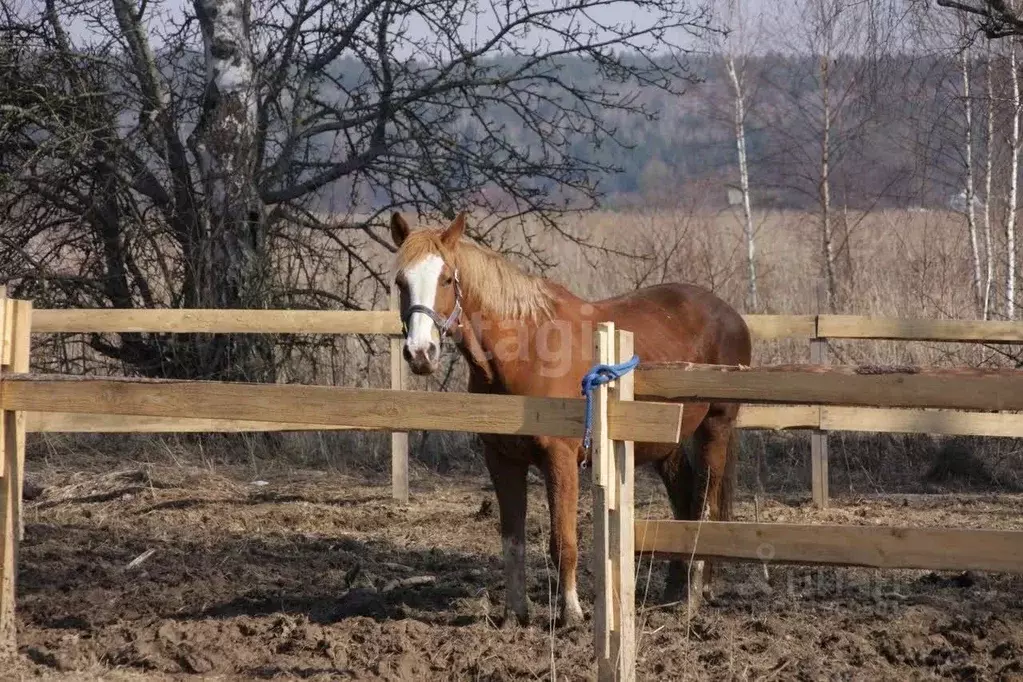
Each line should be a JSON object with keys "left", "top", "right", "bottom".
{"left": 54, "top": 0, "right": 948, "bottom": 59}
{"left": 55, "top": 0, "right": 801, "bottom": 53}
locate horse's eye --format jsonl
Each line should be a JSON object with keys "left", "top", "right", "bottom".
{"left": 442, "top": 276, "right": 453, "bottom": 286}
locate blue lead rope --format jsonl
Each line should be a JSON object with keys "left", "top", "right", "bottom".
{"left": 581, "top": 354, "right": 640, "bottom": 451}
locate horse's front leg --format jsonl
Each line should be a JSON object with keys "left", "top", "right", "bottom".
{"left": 541, "top": 439, "right": 584, "bottom": 627}
{"left": 482, "top": 439, "right": 531, "bottom": 627}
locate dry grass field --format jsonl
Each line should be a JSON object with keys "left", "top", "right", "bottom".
{"left": 12, "top": 207, "right": 1023, "bottom": 680}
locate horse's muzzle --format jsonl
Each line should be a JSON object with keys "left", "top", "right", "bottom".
{"left": 403, "top": 341, "right": 440, "bottom": 375}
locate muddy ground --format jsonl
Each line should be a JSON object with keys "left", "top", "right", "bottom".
{"left": 8, "top": 452, "right": 1023, "bottom": 681}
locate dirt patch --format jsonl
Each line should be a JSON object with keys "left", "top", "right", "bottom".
{"left": 10, "top": 460, "right": 1023, "bottom": 680}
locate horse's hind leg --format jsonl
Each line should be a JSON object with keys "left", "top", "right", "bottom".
{"left": 656, "top": 432, "right": 705, "bottom": 607}
{"left": 657, "top": 406, "right": 738, "bottom": 608}
{"left": 483, "top": 440, "right": 531, "bottom": 627}
{"left": 692, "top": 408, "right": 740, "bottom": 603}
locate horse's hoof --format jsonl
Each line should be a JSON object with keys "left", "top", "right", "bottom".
{"left": 660, "top": 582, "right": 706, "bottom": 612}
{"left": 558, "top": 604, "right": 585, "bottom": 629}
{"left": 500, "top": 611, "right": 529, "bottom": 629}
{"left": 662, "top": 585, "right": 684, "bottom": 606}
{"left": 662, "top": 582, "right": 692, "bottom": 607}
{"left": 685, "top": 583, "right": 714, "bottom": 612}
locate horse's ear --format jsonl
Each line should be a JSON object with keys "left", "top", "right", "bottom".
{"left": 441, "top": 211, "right": 467, "bottom": 247}
{"left": 390, "top": 212, "right": 410, "bottom": 247}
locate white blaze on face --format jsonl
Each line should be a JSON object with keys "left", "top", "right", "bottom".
{"left": 403, "top": 254, "right": 445, "bottom": 355}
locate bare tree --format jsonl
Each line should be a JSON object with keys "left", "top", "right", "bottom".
{"left": 761, "top": 0, "right": 900, "bottom": 313}
{"left": 925, "top": 7, "right": 989, "bottom": 317}
{"left": 938, "top": 0, "right": 1023, "bottom": 319}
{"left": 937, "top": 0, "right": 1023, "bottom": 38}
{"left": 817, "top": 19, "right": 838, "bottom": 313}
{"left": 909, "top": 0, "right": 1003, "bottom": 319}
{"left": 984, "top": 43, "right": 997, "bottom": 317}
{"left": 961, "top": 40, "right": 985, "bottom": 314}
{"left": 720, "top": 0, "right": 764, "bottom": 312}
{"left": 1006, "top": 33, "right": 1020, "bottom": 318}
{"left": 0, "top": 0, "right": 718, "bottom": 380}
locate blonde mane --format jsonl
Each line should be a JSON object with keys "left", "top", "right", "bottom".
{"left": 397, "top": 231, "right": 556, "bottom": 321}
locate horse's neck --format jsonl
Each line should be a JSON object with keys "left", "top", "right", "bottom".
{"left": 458, "top": 291, "right": 591, "bottom": 396}
{"left": 452, "top": 255, "right": 587, "bottom": 393}
{"left": 456, "top": 310, "right": 498, "bottom": 388}
{"left": 457, "top": 300, "right": 539, "bottom": 394}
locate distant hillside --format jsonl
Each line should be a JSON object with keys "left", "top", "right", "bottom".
{"left": 15, "top": 43, "right": 983, "bottom": 215}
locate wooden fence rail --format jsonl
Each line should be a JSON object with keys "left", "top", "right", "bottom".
{"left": 0, "top": 374, "right": 684, "bottom": 444}
{"left": 635, "top": 520, "right": 1023, "bottom": 574}
{"left": 815, "top": 315, "right": 1023, "bottom": 343}
{"left": 29, "top": 310, "right": 1023, "bottom": 344}
{"left": 29, "top": 309, "right": 403, "bottom": 335}
{"left": 28, "top": 404, "right": 1023, "bottom": 443}
{"left": 636, "top": 362, "right": 1023, "bottom": 411}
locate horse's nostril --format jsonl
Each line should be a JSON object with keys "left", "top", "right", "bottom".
{"left": 402, "top": 345, "right": 413, "bottom": 362}
{"left": 427, "top": 342, "right": 440, "bottom": 362}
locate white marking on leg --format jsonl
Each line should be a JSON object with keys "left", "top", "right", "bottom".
{"left": 503, "top": 535, "right": 527, "bottom": 622}
{"left": 402, "top": 255, "right": 444, "bottom": 354}
{"left": 691, "top": 560, "right": 705, "bottom": 587}
{"left": 563, "top": 586, "right": 583, "bottom": 623}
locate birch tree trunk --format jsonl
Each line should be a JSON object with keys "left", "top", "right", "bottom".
{"left": 725, "top": 54, "right": 758, "bottom": 311}
{"left": 961, "top": 46, "right": 984, "bottom": 316}
{"left": 984, "top": 49, "right": 995, "bottom": 320}
{"left": 190, "top": 0, "right": 274, "bottom": 380}
{"left": 1007, "top": 40, "right": 1019, "bottom": 320}
{"left": 820, "top": 53, "right": 838, "bottom": 313}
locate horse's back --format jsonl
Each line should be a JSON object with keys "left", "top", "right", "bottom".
{"left": 595, "top": 282, "right": 751, "bottom": 366}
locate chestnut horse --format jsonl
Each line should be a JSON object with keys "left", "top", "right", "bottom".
{"left": 389, "top": 211, "right": 752, "bottom": 627}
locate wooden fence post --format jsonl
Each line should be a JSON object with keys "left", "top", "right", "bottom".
{"left": 390, "top": 285, "right": 409, "bottom": 504}
{"left": 0, "top": 288, "right": 22, "bottom": 659}
{"left": 592, "top": 322, "right": 613, "bottom": 672}
{"left": 593, "top": 322, "right": 637, "bottom": 682}
{"left": 810, "top": 316, "right": 829, "bottom": 508}
{"left": 9, "top": 301, "right": 29, "bottom": 543}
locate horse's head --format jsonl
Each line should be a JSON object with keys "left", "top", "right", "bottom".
{"left": 390, "top": 211, "right": 467, "bottom": 376}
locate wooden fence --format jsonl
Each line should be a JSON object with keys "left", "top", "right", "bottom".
{"left": 0, "top": 293, "right": 684, "bottom": 663}
{"left": 26, "top": 309, "right": 1023, "bottom": 508}
{"left": 6, "top": 297, "right": 1023, "bottom": 679}
{"left": 30, "top": 293, "right": 415, "bottom": 504}
{"left": 595, "top": 325, "right": 1023, "bottom": 682}
{"left": 740, "top": 314, "right": 1023, "bottom": 507}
